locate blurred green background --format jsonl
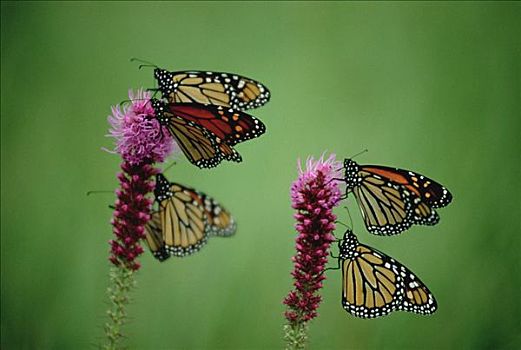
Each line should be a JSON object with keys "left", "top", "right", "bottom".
{"left": 1, "top": 2, "right": 519, "bottom": 349}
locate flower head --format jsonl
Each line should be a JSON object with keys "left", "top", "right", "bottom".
{"left": 107, "top": 89, "right": 177, "bottom": 165}
{"left": 284, "top": 153, "right": 342, "bottom": 328}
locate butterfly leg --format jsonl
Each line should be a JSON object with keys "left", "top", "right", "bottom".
{"left": 146, "top": 88, "right": 160, "bottom": 98}
{"left": 325, "top": 177, "right": 345, "bottom": 186}
{"left": 322, "top": 258, "right": 341, "bottom": 275}
{"left": 158, "top": 125, "right": 165, "bottom": 141}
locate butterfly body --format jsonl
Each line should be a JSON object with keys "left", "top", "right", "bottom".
{"left": 338, "top": 229, "right": 437, "bottom": 318}
{"left": 150, "top": 99, "right": 265, "bottom": 168}
{"left": 144, "top": 173, "right": 236, "bottom": 260}
{"left": 153, "top": 68, "right": 270, "bottom": 110}
{"left": 343, "top": 159, "right": 452, "bottom": 235}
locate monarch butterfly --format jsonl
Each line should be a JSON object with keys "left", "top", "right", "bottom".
{"left": 144, "top": 173, "right": 236, "bottom": 260}
{"left": 337, "top": 229, "right": 437, "bottom": 318}
{"left": 342, "top": 159, "right": 452, "bottom": 235}
{"left": 153, "top": 68, "right": 270, "bottom": 110}
{"left": 151, "top": 99, "right": 266, "bottom": 168}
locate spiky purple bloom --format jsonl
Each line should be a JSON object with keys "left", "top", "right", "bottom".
{"left": 107, "top": 88, "right": 176, "bottom": 165}
{"left": 103, "top": 89, "right": 178, "bottom": 348}
{"left": 109, "top": 162, "right": 156, "bottom": 270}
{"left": 106, "top": 89, "right": 176, "bottom": 269}
{"left": 283, "top": 154, "right": 342, "bottom": 340}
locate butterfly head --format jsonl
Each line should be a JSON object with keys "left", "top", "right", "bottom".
{"left": 343, "top": 159, "right": 360, "bottom": 190}
{"left": 338, "top": 229, "right": 359, "bottom": 259}
{"left": 154, "top": 173, "right": 172, "bottom": 202}
{"left": 154, "top": 68, "right": 174, "bottom": 95}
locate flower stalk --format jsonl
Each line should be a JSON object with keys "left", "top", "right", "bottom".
{"left": 283, "top": 154, "right": 342, "bottom": 350}
{"left": 103, "top": 266, "right": 136, "bottom": 350}
{"left": 102, "top": 89, "right": 175, "bottom": 349}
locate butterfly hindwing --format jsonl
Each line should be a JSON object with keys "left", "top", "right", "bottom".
{"left": 339, "top": 230, "right": 436, "bottom": 318}
{"left": 199, "top": 191, "right": 237, "bottom": 237}
{"left": 144, "top": 212, "right": 170, "bottom": 261}
{"left": 154, "top": 69, "right": 271, "bottom": 110}
{"left": 400, "top": 263, "right": 438, "bottom": 314}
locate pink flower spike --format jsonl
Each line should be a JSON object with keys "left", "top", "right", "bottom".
{"left": 106, "top": 88, "right": 179, "bottom": 165}
{"left": 283, "top": 153, "right": 342, "bottom": 335}
{"left": 109, "top": 161, "right": 157, "bottom": 271}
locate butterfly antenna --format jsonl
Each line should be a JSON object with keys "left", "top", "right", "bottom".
{"left": 118, "top": 97, "right": 151, "bottom": 108}
{"left": 130, "top": 57, "right": 158, "bottom": 68}
{"left": 343, "top": 206, "right": 354, "bottom": 230}
{"left": 162, "top": 160, "right": 178, "bottom": 173}
{"left": 348, "top": 148, "right": 368, "bottom": 160}
{"left": 138, "top": 64, "right": 158, "bottom": 70}
{"left": 86, "top": 190, "right": 114, "bottom": 196}
{"left": 335, "top": 220, "right": 349, "bottom": 229}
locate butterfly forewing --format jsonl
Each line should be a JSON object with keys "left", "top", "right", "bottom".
{"left": 154, "top": 69, "right": 271, "bottom": 110}
{"left": 354, "top": 171, "right": 414, "bottom": 235}
{"left": 169, "top": 103, "right": 266, "bottom": 147}
{"left": 362, "top": 166, "right": 452, "bottom": 208}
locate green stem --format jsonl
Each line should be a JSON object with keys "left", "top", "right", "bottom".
{"left": 103, "top": 265, "right": 136, "bottom": 350}
{"left": 284, "top": 321, "right": 309, "bottom": 350}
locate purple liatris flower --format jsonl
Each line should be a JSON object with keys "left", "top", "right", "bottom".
{"left": 107, "top": 88, "right": 176, "bottom": 165}
{"left": 103, "top": 89, "right": 175, "bottom": 348}
{"left": 283, "top": 153, "right": 342, "bottom": 349}
{"left": 106, "top": 89, "right": 176, "bottom": 269}
{"left": 110, "top": 162, "right": 156, "bottom": 270}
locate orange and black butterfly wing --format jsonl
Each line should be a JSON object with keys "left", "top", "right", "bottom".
{"left": 340, "top": 231, "right": 402, "bottom": 318}
{"left": 339, "top": 230, "right": 436, "bottom": 318}
{"left": 154, "top": 175, "right": 209, "bottom": 257}
{"left": 167, "top": 115, "right": 242, "bottom": 166}
{"left": 352, "top": 170, "right": 416, "bottom": 235}
{"left": 154, "top": 69, "right": 270, "bottom": 110}
{"left": 399, "top": 262, "right": 438, "bottom": 315}
{"left": 360, "top": 165, "right": 450, "bottom": 226}
{"left": 198, "top": 191, "right": 236, "bottom": 237}
{"left": 144, "top": 212, "right": 170, "bottom": 261}
{"left": 169, "top": 103, "right": 266, "bottom": 147}
{"left": 168, "top": 180, "right": 236, "bottom": 237}
{"left": 152, "top": 99, "right": 241, "bottom": 168}
{"left": 344, "top": 159, "right": 451, "bottom": 235}
{"left": 361, "top": 165, "right": 452, "bottom": 209}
